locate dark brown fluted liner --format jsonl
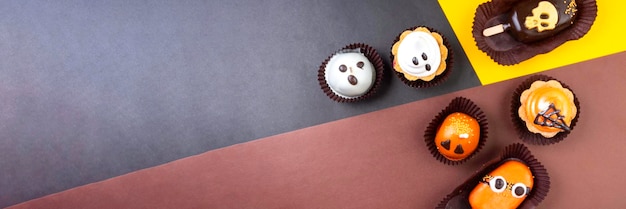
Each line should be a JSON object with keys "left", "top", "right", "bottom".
{"left": 436, "top": 143, "right": 550, "bottom": 209}
{"left": 318, "top": 43, "right": 385, "bottom": 102}
{"left": 510, "top": 74, "right": 581, "bottom": 145}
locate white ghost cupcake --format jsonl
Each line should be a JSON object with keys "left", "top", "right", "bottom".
{"left": 318, "top": 43, "right": 384, "bottom": 102}
{"left": 391, "top": 27, "right": 452, "bottom": 88}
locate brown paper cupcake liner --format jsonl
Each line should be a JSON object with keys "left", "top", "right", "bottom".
{"left": 424, "top": 97, "right": 488, "bottom": 165}
{"left": 472, "top": 0, "right": 598, "bottom": 65}
{"left": 318, "top": 43, "right": 385, "bottom": 103}
{"left": 390, "top": 26, "right": 454, "bottom": 88}
{"left": 510, "top": 74, "right": 581, "bottom": 145}
{"left": 436, "top": 143, "right": 550, "bottom": 209}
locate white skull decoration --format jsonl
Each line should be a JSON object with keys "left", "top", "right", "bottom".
{"left": 524, "top": 1, "right": 559, "bottom": 32}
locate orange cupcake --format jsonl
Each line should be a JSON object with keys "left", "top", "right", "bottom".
{"left": 425, "top": 97, "right": 488, "bottom": 165}
{"left": 434, "top": 112, "right": 481, "bottom": 161}
{"left": 511, "top": 75, "right": 580, "bottom": 145}
{"left": 518, "top": 80, "right": 577, "bottom": 138}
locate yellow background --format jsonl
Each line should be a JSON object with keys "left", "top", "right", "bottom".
{"left": 438, "top": 0, "right": 626, "bottom": 85}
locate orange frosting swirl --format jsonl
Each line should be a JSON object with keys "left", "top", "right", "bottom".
{"left": 518, "top": 80, "right": 577, "bottom": 138}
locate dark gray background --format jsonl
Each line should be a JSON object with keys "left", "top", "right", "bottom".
{"left": 0, "top": 0, "right": 480, "bottom": 207}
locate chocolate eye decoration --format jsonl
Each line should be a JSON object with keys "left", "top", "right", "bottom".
{"left": 511, "top": 183, "right": 528, "bottom": 198}
{"left": 356, "top": 61, "right": 364, "bottom": 69}
{"left": 533, "top": 103, "right": 571, "bottom": 132}
{"left": 412, "top": 56, "right": 419, "bottom": 66}
{"left": 422, "top": 52, "right": 428, "bottom": 60}
{"left": 339, "top": 64, "right": 347, "bottom": 72}
{"left": 489, "top": 176, "right": 506, "bottom": 193}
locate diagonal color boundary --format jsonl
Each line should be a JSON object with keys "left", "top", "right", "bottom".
{"left": 439, "top": 0, "right": 626, "bottom": 85}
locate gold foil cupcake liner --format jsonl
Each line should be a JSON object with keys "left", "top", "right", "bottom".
{"left": 424, "top": 97, "right": 488, "bottom": 165}
{"left": 436, "top": 143, "right": 550, "bottom": 209}
{"left": 511, "top": 74, "right": 581, "bottom": 145}
{"left": 472, "top": 0, "right": 598, "bottom": 65}
{"left": 390, "top": 26, "right": 453, "bottom": 88}
{"left": 317, "top": 43, "right": 385, "bottom": 103}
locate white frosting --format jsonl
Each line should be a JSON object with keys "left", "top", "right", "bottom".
{"left": 459, "top": 133, "right": 469, "bottom": 139}
{"left": 324, "top": 52, "right": 375, "bottom": 98}
{"left": 396, "top": 31, "right": 441, "bottom": 77}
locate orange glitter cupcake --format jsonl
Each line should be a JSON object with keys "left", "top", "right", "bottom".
{"left": 425, "top": 97, "right": 488, "bottom": 165}
{"left": 434, "top": 112, "right": 481, "bottom": 161}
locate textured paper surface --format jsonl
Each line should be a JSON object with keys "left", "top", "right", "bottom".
{"left": 0, "top": 1, "right": 480, "bottom": 207}
{"left": 9, "top": 52, "right": 626, "bottom": 209}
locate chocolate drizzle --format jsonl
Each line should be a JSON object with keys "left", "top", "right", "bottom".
{"left": 533, "top": 103, "right": 571, "bottom": 132}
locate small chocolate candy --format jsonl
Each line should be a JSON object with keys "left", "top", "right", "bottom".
{"left": 339, "top": 64, "right": 347, "bottom": 72}
{"left": 348, "top": 75, "right": 358, "bottom": 85}
{"left": 483, "top": 0, "right": 577, "bottom": 43}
